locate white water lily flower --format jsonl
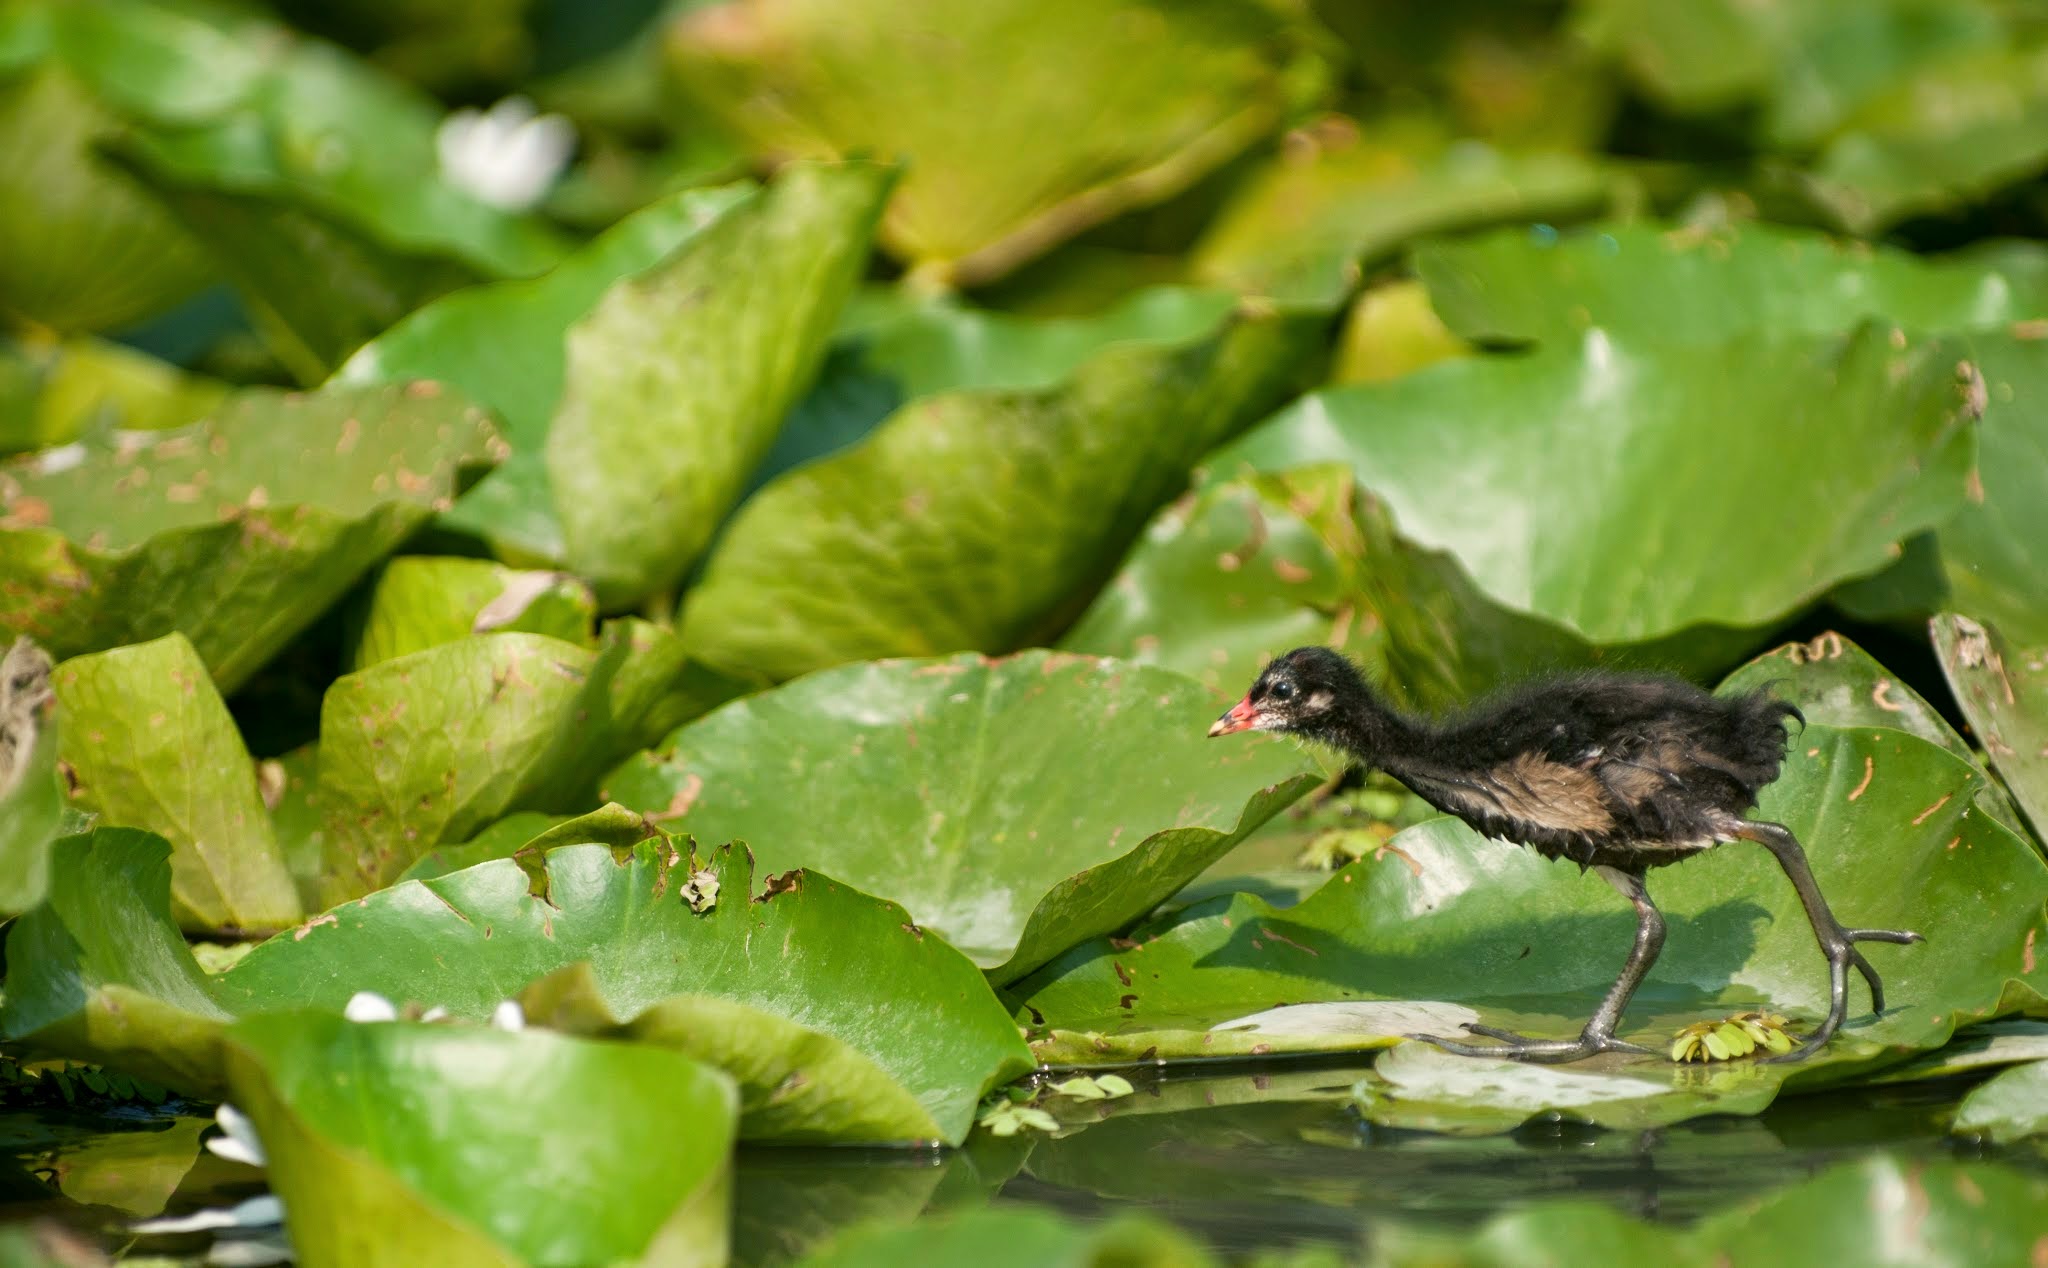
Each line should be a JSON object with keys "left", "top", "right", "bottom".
{"left": 436, "top": 96, "right": 574, "bottom": 212}
{"left": 490, "top": 999, "right": 525, "bottom": 1032}
{"left": 132, "top": 1194, "right": 284, "bottom": 1235}
{"left": 205, "top": 1103, "right": 266, "bottom": 1168}
{"left": 343, "top": 990, "right": 399, "bottom": 1022}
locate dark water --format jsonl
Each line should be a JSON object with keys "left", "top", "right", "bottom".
{"left": 13, "top": 1057, "right": 2040, "bottom": 1265}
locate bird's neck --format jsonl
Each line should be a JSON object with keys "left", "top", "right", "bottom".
{"left": 1306, "top": 679, "right": 1432, "bottom": 767}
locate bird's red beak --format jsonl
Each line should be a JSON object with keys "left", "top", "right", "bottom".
{"left": 1208, "top": 696, "right": 1260, "bottom": 738}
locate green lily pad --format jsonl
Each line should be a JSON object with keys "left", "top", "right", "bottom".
{"left": 1191, "top": 119, "right": 1616, "bottom": 306}
{"left": 1872, "top": 1019, "right": 2048, "bottom": 1084}
{"left": 0, "top": 334, "right": 227, "bottom": 457}
{"left": 347, "top": 556, "right": 596, "bottom": 671}
{"left": 750, "top": 283, "right": 1241, "bottom": 506}
{"left": 604, "top": 651, "right": 1320, "bottom": 982}
{"left": 1414, "top": 225, "right": 2048, "bottom": 639}
{"left": 1415, "top": 222, "right": 2048, "bottom": 349}
{"left": 1718, "top": 631, "right": 1973, "bottom": 762}
{"left": 679, "top": 309, "right": 1322, "bottom": 682}
{"left": 1013, "top": 722, "right": 2047, "bottom": 1120}
{"left": 334, "top": 183, "right": 755, "bottom": 565}
{"left": 317, "top": 624, "right": 746, "bottom": 903}
{"left": 224, "top": 1011, "right": 736, "bottom": 1268}
{"left": 664, "top": 0, "right": 1330, "bottom": 285}
{"left": 1938, "top": 335, "right": 2048, "bottom": 646}
{"left": 0, "top": 635, "right": 60, "bottom": 917}
{"left": 0, "top": 381, "right": 504, "bottom": 691}
{"left": 1058, "top": 467, "right": 1386, "bottom": 698}
{"left": 1803, "top": 43, "right": 2048, "bottom": 236}
{"left": 546, "top": 159, "right": 892, "bottom": 605}
{"left": 1933, "top": 614, "right": 2048, "bottom": 843}
{"left": 1951, "top": 1058, "right": 2048, "bottom": 1143}
{"left": 52, "top": 633, "right": 300, "bottom": 933}
{"left": 0, "top": 62, "right": 213, "bottom": 333}
{"left": 790, "top": 1206, "right": 1215, "bottom": 1268}
{"left": 1207, "top": 323, "right": 1980, "bottom": 654}
{"left": 1, "top": 828, "right": 1034, "bottom": 1145}
{"left": 1351, "top": 1041, "right": 1782, "bottom": 1135}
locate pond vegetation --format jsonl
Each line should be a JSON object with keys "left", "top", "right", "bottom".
{"left": 3, "top": 0, "right": 2048, "bottom": 1263}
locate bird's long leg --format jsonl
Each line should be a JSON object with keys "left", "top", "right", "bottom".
{"left": 1735, "top": 820, "right": 1923, "bottom": 1063}
{"left": 1410, "top": 867, "right": 1661, "bottom": 1063}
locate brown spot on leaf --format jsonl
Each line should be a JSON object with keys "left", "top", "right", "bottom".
{"left": 1119, "top": 994, "right": 1137, "bottom": 1010}
{"left": 292, "top": 913, "right": 338, "bottom": 941}
{"left": 1272, "top": 557, "right": 1312, "bottom": 584}
{"left": 1113, "top": 961, "right": 1132, "bottom": 987}
{"left": 901, "top": 922, "right": 923, "bottom": 940}
{"left": 755, "top": 869, "right": 804, "bottom": 902}
{"left": 1847, "top": 755, "right": 1874, "bottom": 801}
{"left": 1871, "top": 680, "right": 1903, "bottom": 712}
{"left": 2, "top": 497, "right": 50, "bottom": 527}
{"left": 652, "top": 774, "right": 703, "bottom": 821}
{"left": 1911, "top": 795, "right": 1951, "bottom": 826}
{"left": 2026, "top": 928, "right": 2037, "bottom": 976}
{"left": 1260, "top": 926, "right": 1319, "bottom": 956}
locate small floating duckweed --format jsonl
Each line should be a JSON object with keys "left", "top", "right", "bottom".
{"left": 1671, "top": 1011, "right": 1796, "bottom": 1063}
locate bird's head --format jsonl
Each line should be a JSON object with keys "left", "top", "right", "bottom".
{"left": 1208, "top": 646, "right": 1360, "bottom": 740}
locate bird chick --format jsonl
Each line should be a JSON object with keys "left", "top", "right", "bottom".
{"left": 1211, "top": 646, "right": 1922, "bottom": 1063}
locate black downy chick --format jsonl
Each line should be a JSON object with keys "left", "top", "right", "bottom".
{"left": 1209, "top": 646, "right": 1922, "bottom": 1063}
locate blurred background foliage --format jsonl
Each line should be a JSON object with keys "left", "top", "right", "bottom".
{"left": 4, "top": 0, "right": 2048, "bottom": 1261}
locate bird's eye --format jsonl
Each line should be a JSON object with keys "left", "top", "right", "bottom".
{"left": 1269, "top": 682, "right": 1294, "bottom": 701}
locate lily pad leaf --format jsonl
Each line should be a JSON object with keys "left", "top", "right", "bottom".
{"left": 1416, "top": 221, "right": 2048, "bottom": 349}
{"left": 1951, "top": 1058, "right": 2048, "bottom": 1143}
{"left": 3, "top": 828, "right": 1033, "bottom": 1144}
{"left": 665, "top": 0, "right": 1331, "bottom": 285}
{"left": 1013, "top": 722, "right": 2047, "bottom": 1121}
{"left": 0, "top": 635, "right": 60, "bottom": 916}
{"left": 1192, "top": 120, "right": 1616, "bottom": 306}
{"left": 603, "top": 651, "right": 1320, "bottom": 982}
{"left": 1207, "top": 323, "right": 1981, "bottom": 649}
{"left": 1415, "top": 225, "right": 2048, "bottom": 641}
{"left": 1058, "top": 467, "right": 1386, "bottom": 697}
{"left": 224, "top": 1011, "right": 736, "bottom": 1268}
{"left": 546, "top": 159, "right": 892, "bottom": 605}
{"left": 1351, "top": 1042, "right": 1781, "bottom": 1135}
{"left": 1718, "top": 631, "right": 1973, "bottom": 761}
{"left": 347, "top": 556, "right": 596, "bottom": 671}
{"left": 334, "top": 183, "right": 755, "bottom": 564}
{"left": 1802, "top": 43, "right": 2048, "bottom": 236}
{"left": 1934, "top": 613, "right": 2048, "bottom": 844}
{"left": 0, "top": 828, "right": 233, "bottom": 1094}
{"left": 53, "top": 633, "right": 299, "bottom": 933}
{"left": 0, "top": 381, "right": 504, "bottom": 691}
{"left": 680, "top": 309, "right": 1323, "bottom": 682}
{"left": 0, "top": 60, "right": 213, "bottom": 333}
{"left": 0, "top": 334, "right": 227, "bottom": 457}
{"left": 317, "top": 624, "right": 747, "bottom": 903}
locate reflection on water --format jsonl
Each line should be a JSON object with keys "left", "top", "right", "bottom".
{"left": 6, "top": 1058, "right": 2045, "bottom": 1266}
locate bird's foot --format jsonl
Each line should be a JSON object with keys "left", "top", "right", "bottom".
{"left": 1756, "top": 924, "right": 1924, "bottom": 1065}
{"left": 1406, "top": 1023, "right": 1655, "bottom": 1064}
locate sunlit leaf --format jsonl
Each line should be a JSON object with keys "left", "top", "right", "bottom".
{"left": 605, "top": 651, "right": 1318, "bottom": 982}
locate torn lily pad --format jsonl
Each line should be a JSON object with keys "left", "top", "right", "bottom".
{"left": 1933, "top": 613, "right": 2048, "bottom": 843}
{"left": 0, "top": 382, "right": 503, "bottom": 691}
{"left": 346, "top": 555, "right": 596, "bottom": 671}
{"left": 604, "top": 651, "right": 1320, "bottom": 982}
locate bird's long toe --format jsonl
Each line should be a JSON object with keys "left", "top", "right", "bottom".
{"left": 1403, "top": 1026, "right": 1652, "bottom": 1063}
